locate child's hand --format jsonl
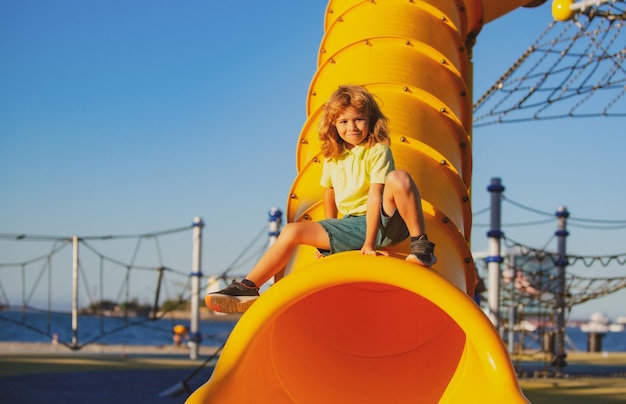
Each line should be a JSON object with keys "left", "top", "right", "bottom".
{"left": 360, "top": 246, "right": 378, "bottom": 256}
{"left": 313, "top": 250, "right": 325, "bottom": 259}
{"left": 360, "top": 245, "right": 391, "bottom": 257}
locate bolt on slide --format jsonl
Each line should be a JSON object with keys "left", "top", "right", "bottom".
{"left": 186, "top": 0, "right": 552, "bottom": 402}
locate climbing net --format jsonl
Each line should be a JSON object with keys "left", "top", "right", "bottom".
{"left": 475, "top": 195, "right": 626, "bottom": 307}
{"left": 498, "top": 236, "right": 626, "bottom": 309}
{"left": 473, "top": 194, "right": 626, "bottom": 357}
{"left": 0, "top": 219, "right": 272, "bottom": 350}
{"left": 473, "top": 0, "right": 626, "bottom": 126}
{"left": 0, "top": 225, "right": 206, "bottom": 349}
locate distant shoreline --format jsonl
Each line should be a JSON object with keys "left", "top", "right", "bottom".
{"left": 156, "top": 309, "right": 241, "bottom": 321}
{"left": 1, "top": 307, "right": 241, "bottom": 321}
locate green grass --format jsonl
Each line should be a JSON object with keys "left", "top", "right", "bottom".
{"left": 520, "top": 379, "right": 626, "bottom": 403}
{"left": 0, "top": 353, "right": 200, "bottom": 378}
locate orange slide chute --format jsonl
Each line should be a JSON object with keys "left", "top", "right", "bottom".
{"left": 187, "top": 0, "right": 540, "bottom": 402}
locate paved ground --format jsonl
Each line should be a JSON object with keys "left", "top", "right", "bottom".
{"left": 2, "top": 343, "right": 626, "bottom": 403}
{"left": 1, "top": 367, "right": 210, "bottom": 404}
{"left": 0, "top": 343, "right": 219, "bottom": 404}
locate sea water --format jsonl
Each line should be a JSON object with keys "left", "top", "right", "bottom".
{"left": 0, "top": 310, "right": 236, "bottom": 347}
{"left": 1, "top": 310, "right": 625, "bottom": 352}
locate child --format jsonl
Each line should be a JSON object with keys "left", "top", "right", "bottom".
{"left": 206, "top": 84, "right": 436, "bottom": 313}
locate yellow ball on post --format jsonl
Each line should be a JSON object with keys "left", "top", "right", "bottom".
{"left": 173, "top": 324, "right": 187, "bottom": 335}
{"left": 552, "top": 0, "right": 575, "bottom": 21}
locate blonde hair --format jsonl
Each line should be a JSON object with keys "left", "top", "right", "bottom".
{"left": 318, "top": 84, "right": 390, "bottom": 159}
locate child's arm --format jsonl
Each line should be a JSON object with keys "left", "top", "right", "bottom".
{"left": 362, "top": 183, "right": 384, "bottom": 255}
{"left": 323, "top": 187, "right": 338, "bottom": 219}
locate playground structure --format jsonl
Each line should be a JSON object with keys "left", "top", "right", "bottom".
{"left": 0, "top": 1, "right": 623, "bottom": 401}
{"left": 185, "top": 0, "right": 558, "bottom": 402}
{"left": 0, "top": 1, "right": 624, "bottom": 400}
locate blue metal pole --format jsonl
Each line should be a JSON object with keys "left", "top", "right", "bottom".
{"left": 189, "top": 216, "right": 204, "bottom": 360}
{"left": 487, "top": 177, "right": 505, "bottom": 331}
{"left": 553, "top": 206, "right": 569, "bottom": 372}
{"left": 266, "top": 207, "right": 283, "bottom": 285}
{"left": 268, "top": 207, "right": 282, "bottom": 248}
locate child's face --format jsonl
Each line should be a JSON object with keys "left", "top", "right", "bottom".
{"left": 334, "top": 106, "right": 369, "bottom": 149}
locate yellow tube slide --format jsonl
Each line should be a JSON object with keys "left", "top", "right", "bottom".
{"left": 190, "top": 253, "right": 526, "bottom": 403}
{"left": 188, "top": 0, "right": 533, "bottom": 402}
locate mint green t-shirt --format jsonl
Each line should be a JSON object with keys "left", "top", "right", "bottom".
{"left": 320, "top": 143, "right": 395, "bottom": 216}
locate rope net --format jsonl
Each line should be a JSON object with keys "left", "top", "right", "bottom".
{"left": 0, "top": 224, "right": 270, "bottom": 350}
{"left": 474, "top": 0, "right": 626, "bottom": 126}
{"left": 498, "top": 236, "right": 626, "bottom": 309}
{"left": 474, "top": 191, "right": 626, "bottom": 315}
{"left": 473, "top": 190, "right": 626, "bottom": 367}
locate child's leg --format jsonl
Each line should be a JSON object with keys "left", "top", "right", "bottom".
{"left": 382, "top": 170, "right": 436, "bottom": 266}
{"left": 382, "top": 170, "right": 426, "bottom": 237}
{"left": 206, "top": 221, "right": 330, "bottom": 313}
{"left": 245, "top": 221, "right": 330, "bottom": 287}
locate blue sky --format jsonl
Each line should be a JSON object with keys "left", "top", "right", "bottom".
{"left": 1, "top": 1, "right": 625, "bottom": 320}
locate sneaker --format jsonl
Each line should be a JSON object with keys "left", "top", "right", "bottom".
{"left": 205, "top": 280, "right": 260, "bottom": 313}
{"left": 406, "top": 235, "right": 437, "bottom": 267}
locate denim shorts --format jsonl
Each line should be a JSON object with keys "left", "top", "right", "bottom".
{"left": 318, "top": 207, "right": 409, "bottom": 255}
